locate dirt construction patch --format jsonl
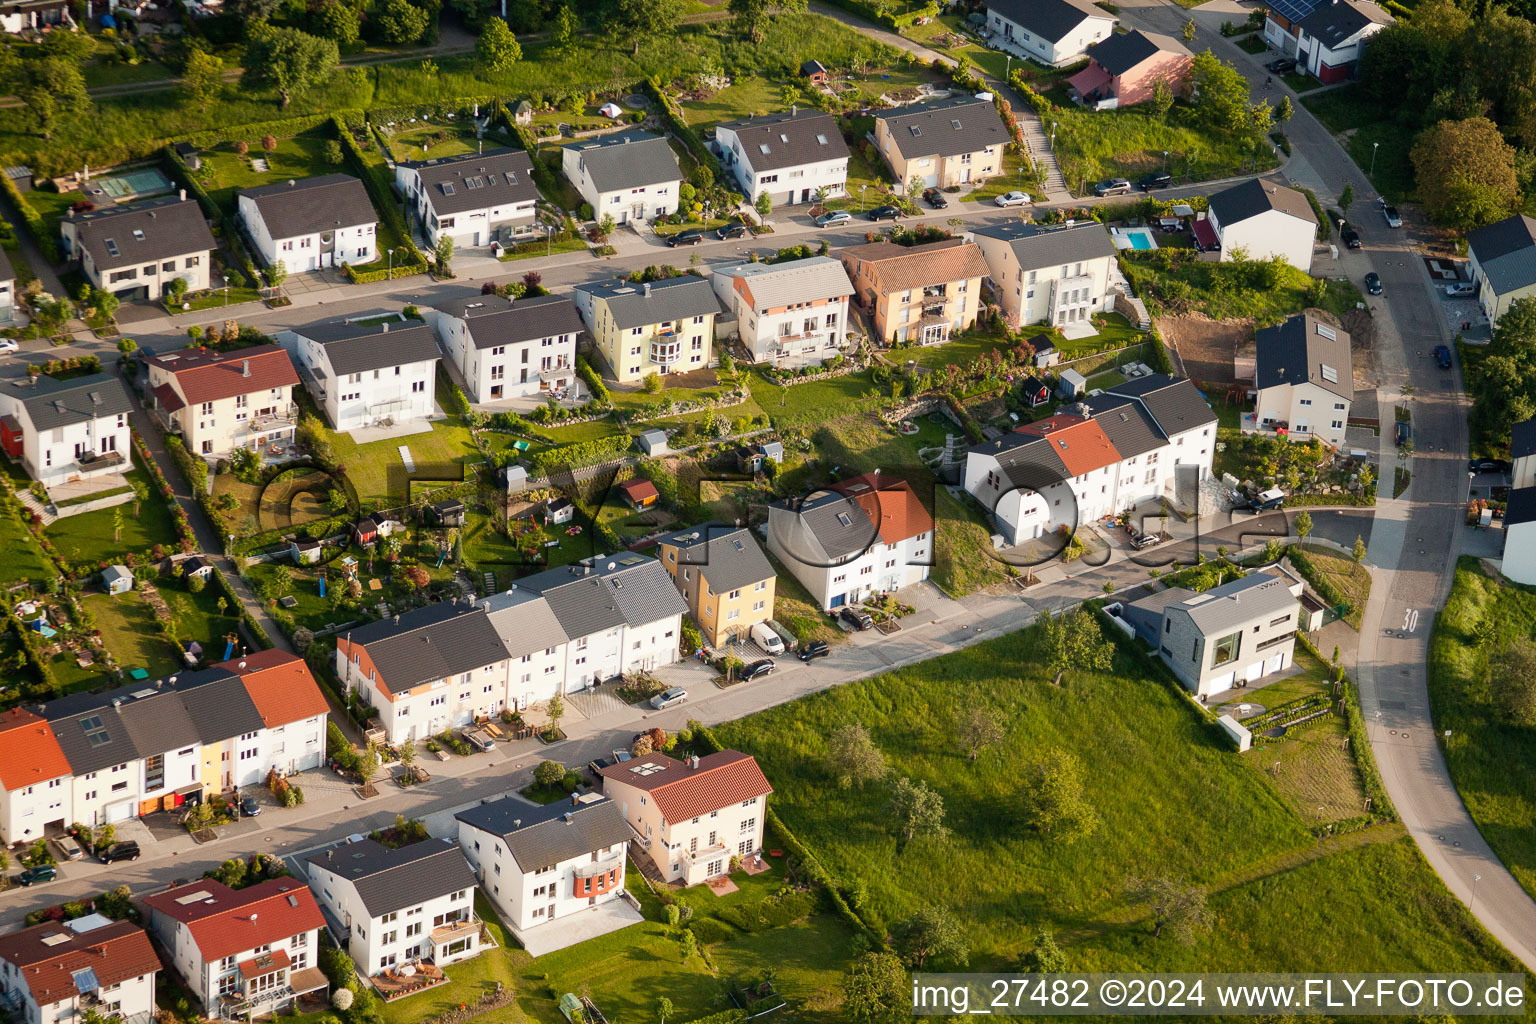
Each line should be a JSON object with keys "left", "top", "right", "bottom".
{"left": 1158, "top": 314, "right": 1255, "bottom": 388}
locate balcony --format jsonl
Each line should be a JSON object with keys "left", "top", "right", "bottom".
{"left": 650, "top": 341, "right": 683, "bottom": 366}
{"left": 76, "top": 450, "right": 125, "bottom": 472}
{"left": 574, "top": 851, "right": 623, "bottom": 878}
{"left": 429, "top": 919, "right": 480, "bottom": 946}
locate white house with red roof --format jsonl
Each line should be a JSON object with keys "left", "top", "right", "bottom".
{"left": 222, "top": 650, "right": 332, "bottom": 778}
{"left": 141, "top": 878, "right": 328, "bottom": 1018}
{"left": 0, "top": 709, "right": 75, "bottom": 847}
{"left": 143, "top": 345, "right": 300, "bottom": 460}
{"left": 597, "top": 751, "right": 772, "bottom": 886}
{"left": 0, "top": 918, "right": 161, "bottom": 1024}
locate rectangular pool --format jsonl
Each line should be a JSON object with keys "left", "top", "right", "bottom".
{"left": 1123, "top": 228, "right": 1157, "bottom": 251}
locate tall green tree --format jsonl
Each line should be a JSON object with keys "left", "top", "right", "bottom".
{"left": 1188, "top": 51, "right": 1269, "bottom": 139}
{"left": 550, "top": 3, "right": 578, "bottom": 50}
{"left": 6, "top": 56, "right": 91, "bottom": 140}
{"left": 180, "top": 49, "right": 225, "bottom": 111}
{"left": 729, "top": 0, "right": 806, "bottom": 43}
{"left": 314, "top": 0, "right": 362, "bottom": 46}
{"left": 1410, "top": 117, "right": 1521, "bottom": 229}
{"left": 894, "top": 906, "right": 969, "bottom": 969}
{"left": 1037, "top": 607, "right": 1115, "bottom": 681}
{"left": 1020, "top": 928, "right": 1068, "bottom": 973}
{"left": 889, "top": 776, "right": 947, "bottom": 844}
{"left": 828, "top": 721, "right": 888, "bottom": 789}
{"left": 1017, "top": 750, "right": 1098, "bottom": 842}
{"left": 371, "top": 0, "right": 430, "bottom": 44}
{"left": 614, "top": 0, "right": 683, "bottom": 51}
{"left": 475, "top": 17, "right": 522, "bottom": 72}
{"left": 1124, "top": 875, "right": 1210, "bottom": 942}
{"left": 242, "top": 26, "right": 339, "bottom": 108}
{"left": 843, "top": 952, "right": 908, "bottom": 1024}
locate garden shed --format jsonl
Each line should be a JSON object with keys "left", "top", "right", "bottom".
{"left": 1057, "top": 368, "right": 1086, "bottom": 399}
{"left": 102, "top": 564, "right": 133, "bottom": 595}
{"left": 636, "top": 429, "right": 669, "bottom": 456}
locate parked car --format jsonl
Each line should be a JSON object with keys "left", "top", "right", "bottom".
{"left": 51, "top": 835, "right": 84, "bottom": 862}
{"left": 465, "top": 729, "right": 496, "bottom": 752}
{"left": 742, "top": 659, "right": 776, "bottom": 681}
{"left": 1131, "top": 530, "right": 1163, "bottom": 549}
{"left": 798, "top": 639, "right": 830, "bottom": 662}
{"left": 0, "top": 339, "right": 17, "bottom": 355}
{"left": 1237, "top": 487, "right": 1287, "bottom": 514}
{"left": 995, "top": 190, "right": 1031, "bottom": 207}
{"left": 1093, "top": 178, "right": 1132, "bottom": 197}
{"left": 1395, "top": 420, "right": 1412, "bottom": 447}
{"left": 99, "top": 841, "right": 140, "bottom": 864}
{"left": 749, "top": 621, "right": 785, "bottom": 656}
{"left": 240, "top": 796, "right": 262, "bottom": 818}
{"left": 922, "top": 188, "right": 948, "bottom": 209}
{"left": 1267, "top": 57, "right": 1297, "bottom": 73}
{"left": 838, "top": 607, "right": 875, "bottom": 631}
{"left": 716, "top": 223, "right": 750, "bottom": 240}
{"left": 16, "top": 864, "right": 56, "bottom": 886}
{"left": 868, "top": 205, "right": 902, "bottom": 221}
{"left": 1364, "top": 272, "right": 1383, "bottom": 295}
{"left": 815, "top": 210, "right": 852, "bottom": 228}
{"left": 1341, "top": 227, "right": 1362, "bottom": 249}
{"left": 1445, "top": 281, "right": 1477, "bottom": 297}
{"left": 1470, "top": 459, "right": 1508, "bottom": 473}
{"left": 1433, "top": 344, "right": 1453, "bottom": 369}
{"left": 1136, "top": 172, "right": 1173, "bottom": 191}
{"left": 1382, "top": 205, "right": 1402, "bottom": 228}
{"left": 666, "top": 230, "right": 705, "bottom": 248}
{"left": 650, "top": 686, "right": 688, "bottom": 709}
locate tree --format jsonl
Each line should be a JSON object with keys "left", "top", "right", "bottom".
{"left": 111, "top": 508, "right": 124, "bottom": 542}
{"left": 1017, "top": 750, "right": 1098, "bottom": 841}
{"left": 235, "top": 0, "right": 283, "bottom": 19}
{"left": 9, "top": 56, "right": 91, "bottom": 140}
{"left": 1182, "top": 16, "right": 1196, "bottom": 41}
{"left": 615, "top": 0, "right": 683, "bottom": 48}
{"left": 435, "top": 235, "right": 454, "bottom": 274}
{"left": 266, "top": 260, "right": 288, "bottom": 297}
{"left": 476, "top": 18, "right": 522, "bottom": 72}
{"left": 957, "top": 701, "right": 1003, "bottom": 761}
{"left": 551, "top": 3, "right": 578, "bottom": 51}
{"left": 1124, "top": 875, "right": 1210, "bottom": 942}
{"left": 755, "top": 190, "right": 772, "bottom": 217}
{"left": 1037, "top": 607, "right": 1114, "bottom": 681}
{"left": 371, "top": 0, "right": 430, "bottom": 44}
{"left": 1294, "top": 510, "right": 1313, "bottom": 541}
{"left": 781, "top": 84, "right": 801, "bottom": 108}
{"left": 92, "top": 288, "right": 119, "bottom": 324}
{"left": 1149, "top": 79, "right": 1175, "bottom": 120}
{"left": 534, "top": 759, "right": 566, "bottom": 786}
{"left": 242, "top": 26, "right": 339, "bottom": 108}
{"left": 1338, "top": 183, "right": 1354, "bottom": 212}
{"left": 314, "top": 0, "right": 361, "bottom": 45}
{"left": 894, "top": 906, "right": 968, "bottom": 969}
{"left": 677, "top": 929, "right": 697, "bottom": 962}
{"left": 1020, "top": 927, "right": 1067, "bottom": 973}
{"left": 1275, "top": 95, "right": 1293, "bottom": 122}
{"left": 547, "top": 691, "right": 565, "bottom": 732}
{"left": 359, "top": 742, "right": 382, "bottom": 787}
{"left": 129, "top": 478, "right": 148, "bottom": 517}
{"left": 827, "top": 722, "right": 888, "bottom": 789}
{"left": 889, "top": 776, "right": 946, "bottom": 843}
{"left": 261, "top": 134, "right": 278, "bottom": 153}
{"left": 1411, "top": 117, "right": 1521, "bottom": 229}
{"left": 1491, "top": 638, "right": 1536, "bottom": 726}
{"left": 1352, "top": 534, "right": 1367, "bottom": 562}
{"left": 843, "top": 952, "right": 907, "bottom": 1024}
{"left": 1188, "top": 51, "right": 1269, "bottom": 139}
{"left": 729, "top": 0, "right": 806, "bottom": 43}
{"left": 181, "top": 49, "right": 225, "bottom": 111}
{"left": 656, "top": 996, "right": 674, "bottom": 1024}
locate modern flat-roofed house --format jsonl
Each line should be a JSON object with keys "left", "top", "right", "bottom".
{"left": 0, "top": 373, "right": 132, "bottom": 489}
{"left": 303, "top": 839, "right": 481, "bottom": 979}
{"left": 395, "top": 148, "right": 541, "bottom": 250}
{"left": 62, "top": 195, "right": 215, "bottom": 302}
{"left": 455, "top": 794, "right": 638, "bottom": 952}
{"left": 573, "top": 276, "right": 721, "bottom": 383}
{"left": 984, "top": 0, "right": 1117, "bottom": 66}
{"left": 597, "top": 750, "right": 772, "bottom": 886}
{"left": 1264, "top": 0, "right": 1392, "bottom": 82}
{"left": 1068, "top": 29, "right": 1192, "bottom": 109}
{"left": 1122, "top": 572, "right": 1301, "bottom": 697}
{"left": 656, "top": 523, "right": 777, "bottom": 648}
{"left": 714, "top": 109, "right": 849, "bottom": 208}
{"left": 141, "top": 878, "right": 328, "bottom": 1018}
{"left": 1510, "top": 417, "right": 1536, "bottom": 490}
{"left": 0, "top": 0, "right": 71, "bottom": 32}
{"left": 0, "top": 918, "right": 160, "bottom": 1024}
{"left": 872, "top": 96, "right": 1009, "bottom": 191}
{"left": 433, "top": 294, "right": 582, "bottom": 404}
{"left": 278, "top": 317, "right": 440, "bottom": 432}
{"left": 1467, "top": 213, "right": 1536, "bottom": 328}
{"left": 1502, "top": 487, "right": 1536, "bottom": 585}
{"left": 710, "top": 257, "right": 854, "bottom": 367}
{"left": 561, "top": 132, "right": 681, "bottom": 225}
{"left": 1203, "top": 179, "right": 1317, "bottom": 272}
{"left": 1251, "top": 313, "right": 1353, "bottom": 448}
{"left": 237, "top": 174, "right": 378, "bottom": 274}
{"left": 839, "top": 238, "right": 989, "bottom": 345}
{"left": 967, "top": 221, "right": 1118, "bottom": 329}
{"left": 144, "top": 345, "right": 300, "bottom": 458}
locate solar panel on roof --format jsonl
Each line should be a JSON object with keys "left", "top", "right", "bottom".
{"left": 1268, "top": 0, "right": 1319, "bottom": 24}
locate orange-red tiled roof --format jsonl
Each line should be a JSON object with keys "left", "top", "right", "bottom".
{"left": 619, "top": 479, "right": 659, "bottom": 502}
{"left": 598, "top": 750, "right": 772, "bottom": 824}
{"left": 0, "top": 921, "right": 161, "bottom": 1007}
{"left": 838, "top": 238, "right": 990, "bottom": 294}
{"left": 147, "top": 346, "right": 299, "bottom": 406}
{"left": 0, "top": 708, "right": 73, "bottom": 790}
{"left": 829, "top": 473, "right": 935, "bottom": 545}
{"left": 1018, "top": 416, "right": 1121, "bottom": 477}
{"left": 217, "top": 650, "right": 330, "bottom": 729}
{"left": 141, "top": 878, "right": 324, "bottom": 963}
{"left": 238, "top": 949, "right": 292, "bottom": 979}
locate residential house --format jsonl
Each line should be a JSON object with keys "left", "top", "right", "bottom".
{"left": 573, "top": 276, "right": 721, "bottom": 383}
{"left": 1510, "top": 417, "right": 1536, "bottom": 489}
{"left": 141, "top": 878, "right": 328, "bottom": 1017}
{"left": 278, "top": 317, "right": 440, "bottom": 432}
{"left": 303, "top": 839, "right": 481, "bottom": 979}
{"left": 838, "top": 239, "right": 989, "bottom": 345}
{"left": 597, "top": 750, "right": 772, "bottom": 886}
{"left": 966, "top": 221, "right": 1118, "bottom": 329}
{"left": 656, "top": 523, "right": 777, "bottom": 647}
{"left": 1202, "top": 179, "right": 1317, "bottom": 272}
{"left": 0, "top": 0, "right": 70, "bottom": 33}
{"left": 713, "top": 109, "right": 849, "bottom": 207}
{"left": 711, "top": 257, "right": 853, "bottom": 367}
{"left": 0, "top": 918, "right": 159, "bottom": 1024}
{"left": 765, "top": 472, "right": 933, "bottom": 611}
{"left": 0, "top": 246, "right": 15, "bottom": 324}
{"left": 1264, "top": 0, "right": 1392, "bottom": 82}
{"left": 455, "top": 794, "right": 637, "bottom": 949}
{"left": 222, "top": 649, "right": 332, "bottom": 779}
{"left": 395, "top": 148, "right": 541, "bottom": 250}
{"left": 143, "top": 345, "right": 300, "bottom": 459}
{"left": 433, "top": 294, "right": 581, "bottom": 404}
{"left": 984, "top": 0, "right": 1117, "bottom": 66}
{"left": 61, "top": 195, "right": 214, "bottom": 302}
{"left": 0, "top": 708, "right": 74, "bottom": 847}
{"left": 0, "top": 373, "right": 133, "bottom": 489}
{"left": 1251, "top": 313, "right": 1353, "bottom": 448}
{"left": 1501, "top": 487, "right": 1536, "bottom": 586}
{"left": 871, "top": 96, "right": 1009, "bottom": 190}
{"left": 1067, "top": 29, "right": 1192, "bottom": 109}
{"left": 962, "top": 375, "right": 1217, "bottom": 545}
{"left": 237, "top": 175, "right": 378, "bottom": 274}
{"left": 1121, "top": 572, "right": 1301, "bottom": 697}
{"left": 560, "top": 132, "right": 681, "bottom": 225}
{"left": 1467, "top": 213, "right": 1536, "bottom": 328}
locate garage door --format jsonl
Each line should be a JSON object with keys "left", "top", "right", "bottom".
{"left": 1268, "top": 652, "right": 1285, "bottom": 674}
{"left": 1245, "top": 661, "right": 1263, "bottom": 683}
{"left": 104, "top": 799, "right": 135, "bottom": 824}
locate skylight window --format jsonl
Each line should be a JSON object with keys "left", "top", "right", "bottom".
{"left": 759, "top": 143, "right": 771, "bottom": 154}
{"left": 1315, "top": 323, "right": 1336, "bottom": 340}
{"left": 836, "top": 512, "right": 853, "bottom": 527}
{"left": 80, "top": 715, "right": 110, "bottom": 747}
{"left": 815, "top": 133, "right": 828, "bottom": 144}
{"left": 1320, "top": 364, "right": 1339, "bottom": 383}
{"left": 104, "top": 239, "right": 120, "bottom": 257}
{"left": 951, "top": 119, "right": 962, "bottom": 129}
{"left": 909, "top": 125, "right": 922, "bottom": 136}
{"left": 505, "top": 171, "right": 519, "bottom": 185}
{"left": 441, "top": 183, "right": 455, "bottom": 195}
{"left": 131, "top": 229, "right": 144, "bottom": 241}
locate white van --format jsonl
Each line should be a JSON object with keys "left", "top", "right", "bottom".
{"left": 750, "top": 622, "right": 786, "bottom": 655}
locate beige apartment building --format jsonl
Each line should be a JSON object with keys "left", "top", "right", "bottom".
{"left": 655, "top": 523, "right": 777, "bottom": 648}
{"left": 145, "top": 345, "right": 301, "bottom": 459}
{"left": 872, "top": 95, "right": 1009, "bottom": 191}
{"left": 839, "top": 238, "right": 990, "bottom": 345}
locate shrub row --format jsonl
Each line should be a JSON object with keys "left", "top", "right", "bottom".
{"left": 170, "top": 110, "right": 364, "bottom": 151}
{"left": 497, "top": 101, "right": 568, "bottom": 208}
{"left": 643, "top": 77, "right": 722, "bottom": 181}
{"left": 525, "top": 433, "right": 634, "bottom": 479}
{"left": 1285, "top": 545, "right": 1352, "bottom": 611}
{"left": 1283, "top": 492, "right": 1375, "bottom": 508}
{"left": 3, "top": 174, "right": 60, "bottom": 263}
{"left": 817, "top": 0, "right": 937, "bottom": 29}
{"left": 575, "top": 355, "right": 611, "bottom": 404}
{"left": 163, "top": 145, "right": 261, "bottom": 288}
{"left": 684, "top": 916, "right": 735, "bottom": 945}
{"left": 942, "top": 391, "right": 985, "bottom": 444}
{"left": 1, "top": 602, "right": 57, "bottom": 692}
{"left": 128, "top": 435, "right": 198, "bottom": 555}
{"left": 677, "top": 1012, "right": 747, "bottom": 1024}
{"left": 330, "top": 115, "right": 429, "bottom": 275}
{"left": 1299, "top": 185, "right": 1332, "bottom": 241}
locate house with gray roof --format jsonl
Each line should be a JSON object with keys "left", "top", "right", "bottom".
{"left": 1123, "top": 571, "right": 1302, "bottom": 697}
{"left": 278, "top": 315, "right": 441, "bottom": 432}
{"left": 560, "top": 131, "right": 681, "bottom": 225}
{"left": 984, "top": 0, "right": 1116, "bottom": 66}
{"left": 62, "top": 194, "right": 216, "bottom": 302}
{"left": 656, "top": 523, "right": 778, "bottom": 647}
{"left": 1265, "top": 0, "right": 1392, "bottom": 84}
{"left": 455, "top": 795, "right": 638, "bottom": 953}
{"left": 0, "top": 372, "right": 133, "bottom": 489}
{"left": 872, "top": 95, "right": 1010, "bottom": 192}
{"left": 433, "top": 294, "right": 582, "bottom": 404}
{"left": 1468, "top": 213, "right": 1536, "bottom": 328}
{"left": 236, "top": 174, "right": 378, "bottom": 274}
{"left": 968, "top": 221, "right": 1119, "bottom": 328}
{"left": 713, "top": 108, "right": 850, "bottom": 208}
{"left": 1205, "top": 178, "right": 1318, "bottom": 272}
{"left": 573, "top": 275, "right": 722, "bottom": 383}
{"left": 395, "top": 147, "right": 541, "bottom": 250}
{"left": 710, "top": 256, "right": 854, "bottom": 367}
{"left": 304, "top": 838, "right": 481, "bottom": 979}
{"left": 1252, "top": 313, "right": 1353, "bottom": 448}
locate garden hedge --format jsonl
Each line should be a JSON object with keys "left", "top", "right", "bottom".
{"left": 575, "top": 355, "right": 611, "bottom": 404}
{"left": 162, "top": 145, "right": 261, "bottom": 288}
{"left": 677, "top": 1012, "right": 746, "bottom": 1024}
{"left": 3, "top": 174, "right": 60, "bottom": 263}
{"left": 1295, "top": 630, "right": 1396, "bottom": 821}
{"left": 497, "top": 101, "right": 569, "bottom": 209}
{"left": 207, "top": 565, "right": 274, "bottom": 651}
{"left": 643, "top": 78, "right": 722, "bottom": 181}
{"left": 169, "top": 110, "right": 365, "bottom": 151}
{"left": 330, "top": 115, "right": 428, "bottom": 277}
{"left": 525, "top": 433, "right": 634, "bottom": 478}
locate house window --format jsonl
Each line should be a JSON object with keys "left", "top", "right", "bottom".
{"left": 1210, "top": 631, "right": 1242, "bottom": 668}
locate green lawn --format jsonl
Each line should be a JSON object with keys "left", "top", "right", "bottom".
{"left": 160, "top": 577, "right": 244, "bottom": 658}
{"left": 82, "top": 591, "right": 180, "bottom": 679}
{"left": 379, "top": 894, "right": 519, "bottom": 1024}
{"left": 1428, "top": 560, "right": 1536, "bottom": 901}
{"left": 1122, "top": 250, "right": 1364, "bottom": 324}
{"left": 0, "top": 510, "right": 57, "bottom": 588}
{"left": 748, "top": 368, "right": 886, "bottom": 430}
{"left": 46, "top": 475, "right": 180, "bottom": 568}
{"left": 383, "top": 124, "right": 518, "bottom": 163}
{"left": 1294, "top": 543, "right": 1371, "bottom": 628}
{"left": 1301, "top": 86, "right": 1417, "bottom": 201}
{"left": 192, "top": 135, "right": 344, "bottom": 218}
{"left": 326, "top": 383, "right": 479, "bottom": 504}
{"left": 710, "top": 622, "right": 1521, "bottom": 974}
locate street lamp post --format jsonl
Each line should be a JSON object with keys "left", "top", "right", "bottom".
{"left": 1163, "top": 150, "right": 1169, "bottom": 172}
{"left": 387, "top": 247, "right": 396, "bottom": 278}
{"left": 860, "top": 184, "right": 868, "bottom": 211}
{"left": 1005, "top": 55, "right": 1012, "bottom": 80}
{"left": 1050, "top": 122, "right": 1057, "bottom": 150}
{"left": 222, "top": 275, "right": 230, "bottom": 307}
{"left": 1470, "top": 873, "right": 1482, "bottom": 914}
{"left": 1371, "top": 142, "right": 1380, "bottom": 177}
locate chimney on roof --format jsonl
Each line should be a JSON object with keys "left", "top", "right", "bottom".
{"left": 690, "top": 755, "right": 700, "bottom": 769}
{"left": 570, "top": 792, "right": 579, "bottom": 807}
{"left": 381, "top": 321, "right": 389, "bottom": 332}
{"left": 513, "top": 819, "right": 521, "bottom": 828}
{"left": 288, "top": 179, "right": 296, "bottom": 188}
{"left": 563, "top": 812, "right": 573, "bottom": 823}
{"left": 791, "top": 103, "right": 796, "bottom": 116}
{"left": 180, "top": 189, "right": 187, "bottom": 202}
{"left": 642, "top": 282, "right": 652, "bottom": 298}
{"left": 242, "top": 359, "right": 250, "bottom": 378}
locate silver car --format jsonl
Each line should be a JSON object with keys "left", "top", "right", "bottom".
{"left": 650, "top": 686, "right": 688, "bottom": 709}
{"left": 815, "top": 210, "right": 852, "bottom": 228}
{"left": 995, "top": 191, "right": 1031, "bottom": 208}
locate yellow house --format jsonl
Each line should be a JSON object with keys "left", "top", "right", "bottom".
{"left": 573, "top": 276, "right": 722, "bottom": 383}
{"left": 144, "top": 345, "right": 301, "bottom": 459}
{"left": 656, "top": 523, "right": 777, "bottom": 648}
{"left": 838, "top": 238, "right": 990, "bottom": 346}
{"left": 872, "top": 95, "right": 1009, "bottom": 192}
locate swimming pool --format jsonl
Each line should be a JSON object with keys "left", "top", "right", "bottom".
{"left": 1121, "top": 227, "right": 1158, "bottom": 251}
{"left": 86, "top": 168, "right": 173, "bottom": 202}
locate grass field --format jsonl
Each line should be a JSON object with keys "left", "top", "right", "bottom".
{"left": 193, "top": 135, "right": 342, "bottom": 218}
{"left": 82, "top": 591, "right": 179, "bottom": 679}
{"left": 46, "top": 474, "right": 180, "bottom": 567}
{"left": 1428, "top": 560, "right": 1536, "bottom": 900}
{"left": 0, "top": 510, "right": 56, "bottom": 587}
{"left": 1122, "top": 251, "right": 1364, "bottom": 324}
{"left": 325, "top": 384, "right": 479, "bottom": 503}
{"left": 1293, "top": 544, "right": 1370, "bottom": 629}
{"left": 1300, "top": 86, "right": 1417, "bottom": 201}
{"left": 711, "top": 622, "right": 1520, "bottom": 973}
